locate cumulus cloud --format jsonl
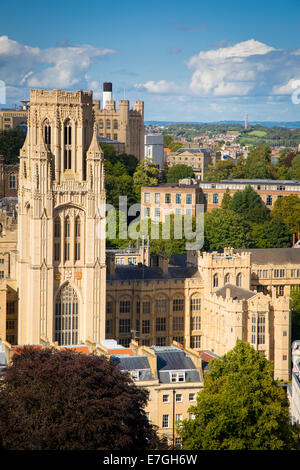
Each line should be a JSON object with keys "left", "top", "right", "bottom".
{"left": 134, "top": 80, "right": 183, "bottom": 94}
{"left": 187, "top": 39, "right": 300, "bottom": 98}
{"left": 137, "top": 39, "right": 300, "bottom": 106}
{"left": 0, "top": 35, "right": 117, "bottom": 100}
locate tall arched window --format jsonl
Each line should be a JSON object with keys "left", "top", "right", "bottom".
{"left": 213, "top": 274, "right": 218, "bottom": 288}
{"left": 225, "top": 273, "right": 230, "bottom": 284}
{"left": 44, "top": 120, "right": 51, "bottom": 149}
{"left": 54, "top": 217, "right": 61, "bottom": 262}
{"left": 236, "top": 273, "right": 242, "bottom": 287}
{"left": 106, "top": 119, "right": 111, "bottom": 129}
{"left": 55, "top": 284, "right": 79, "bottom": 345}
{"left": 64, "top": 120, "right": 72, "bottom": 170}
{"left": 64, "top": 216, "right": 70, "bottom": 262}
{"left": 75, "top": 216, "right": 81, "bottom": 261}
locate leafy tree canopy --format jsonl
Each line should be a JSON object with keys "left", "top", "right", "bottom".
{"left": 0, "top": 128, "right": 26, "bottom": 164}
{"left": 0, "top": 347, "right": 165, "bottom": 450}
{"left": 133, "top": 158, "right": 159, "bottom": 201}
{"left": 179, "top": 341, "right": 298, "bottom": 450}
{"left": 167, "top": 164, "right": 194, "bottom": 183}
{"left": 271, "top": 194, "right": 300, "bottom": 235}
{"left": 204, "top": 208, "right": 253, "bottom": 250}
{"left": 228, "top": 185, "right": 269, "bottom": 223}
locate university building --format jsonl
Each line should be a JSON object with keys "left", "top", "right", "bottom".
{"left": 165, "top": 147, "right": 221, "bottom": 180}
{"left": 93, "top": 82, "right": 144, "bottom": 161}
{"left": 0, "top": 87, "right": 296, "bottom": 384}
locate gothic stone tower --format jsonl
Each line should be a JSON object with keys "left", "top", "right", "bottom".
{"left": 17, "top": 89, "right": 106, "bottom": 346}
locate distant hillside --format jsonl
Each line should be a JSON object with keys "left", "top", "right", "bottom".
{"left": 145, "top": 121, "right": 300, "bottom": 129}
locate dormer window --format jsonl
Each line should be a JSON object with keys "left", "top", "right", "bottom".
{"left": 170, "top": 372, "right": 185, "bottom": 383}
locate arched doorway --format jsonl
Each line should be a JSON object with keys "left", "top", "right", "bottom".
{"left": 55, "top": 284, "right": 79, "bottom": 345}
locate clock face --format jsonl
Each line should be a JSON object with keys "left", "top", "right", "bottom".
{"left": 65, "top": 270, "right": 72, "bottom": 279}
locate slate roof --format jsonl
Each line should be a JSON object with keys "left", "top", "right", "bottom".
{"left": 150, "top": 346, "right": 202, "bottom": 383}
{"left": 110, "top": 355, "right": 155, "bottom": 381}
{"left": 106, "top": 264, "right": 200, "bottom": 282}
{"left": 214, "top": 283, "right": 255, "bottom": 300}
{"left": 235, "top": 248, "right": 300, "bottom": 265}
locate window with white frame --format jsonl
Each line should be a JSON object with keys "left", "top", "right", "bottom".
{"left": 176, "top": 394, "right": 183, "bottom": 403}
{"left": 162, "top": 394, "right": 169, "bottom": 403}
{"left": 170, "top": 372, "right": 185, "bottom": 383}
{"left": 189, "top": 393, "right": 196, "bottom": 402}
{"left": 144, "top": 193, "right": 150, "bottom": 203}
{"left": 162, "top": 414, "right": 169, "bottom": 428}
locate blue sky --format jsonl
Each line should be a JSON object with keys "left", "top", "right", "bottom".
{"left": 1, "top": 0, "right": 300, "bottom": 121}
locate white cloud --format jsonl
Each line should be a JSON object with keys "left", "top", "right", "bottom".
{"left": 0, "top": 36, "right": 117, "bottom": 100}
{"left": 137, "top": 39, "right": 300, "bottom": 105}
{"left": 134, "top": 80, "right": 182, "bottom": 94}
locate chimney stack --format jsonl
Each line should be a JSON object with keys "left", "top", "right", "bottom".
{"left": 103, "top": 82, "right": 112, "bottom": 109}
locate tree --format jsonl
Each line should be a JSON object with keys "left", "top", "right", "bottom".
{"left": 244, "top": 145, "right": 275, "bottom": 179}
{"left": 251, "top": 219, "right": 291, "bottom": 248}
{"left": 0, "top": 128, "right": 26, "bottom": 164}
{"left": 133, "top": 158, "right": 159, "bottom": 201}
{"left": 204, "top": 209, "right": 253, "bottom": 250}
{"left": 0, "top": 347, "right": 165, "bottom": 450}
{"left": 205, "top": 159, "right": 237, "bottom": 181}
{"left": 167, "top": 164, "right": 194, "bottom": 183}
{"left": 271, "top": 194, "right": 300, "bottom": 235}
{"left": 221, "top": 188, "right": 231, "bottom": 209}
{"left": 228, "top": 185, "right": 269, "bottom": 223}
{"left": 179, "top": 341, "right": 298, "bottom": 450}
{"left": 291, "top": 288, "right": 300, "bottom": 343}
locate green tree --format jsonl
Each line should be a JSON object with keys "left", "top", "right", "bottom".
{"left": 0, "top": 347, "right": 166, "bottom": 450}
{"left": 0, "top": 128, "right": 26, "bottom": 164}
{"left": 204, "top": 208, "right": 253, "bottom": 250}
{"left": 205, "top": 159, "right": 237, "bottom": 181}
{"left": 288, "top": 154, "right": 300, "bottom": 180}
{"left": 228, "top": 185, "right": 269, "bottom": 223}
{"left": 251, "top": 219, "right": 291, "bottom": 248}
{"left": 133, "top": 158, "right": 159, "bottom": 201}
{"left": 271, "top": 194, "right": 300, "bottom": 235}
{"left": 179, "top": 341, "right": 298, "bottom": 450}
{"left": 167, "top": 164, "right": 194, "bottom": 183}
{"left": 244, "top": 145, "right": 275, "bottom": 179}
{"left": 221, "top": 188, "right": 231, "bottom": 209}
{"left": 291, "top": 288, "right": 300, "bottom": 342}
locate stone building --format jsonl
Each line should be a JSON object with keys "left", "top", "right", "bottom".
{"left": 17, "top": 88, "right": 107, "bottom": 346}
{"left": 93, "top": 83, "right": 144, "bottom": 161}
{"left": 166, "top": 148, "right": 221, "bottom": 180}
{"left": 0, "top": 87, "right": 296, "bottom": 383}
{"left": 0, "top": 107, "right": 27, "bottom": 131}
{"left": 0, "top": 156, "right": 19, "bottom": 198}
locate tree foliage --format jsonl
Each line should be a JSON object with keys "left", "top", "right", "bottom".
{"left": 179, "top": 341, "right": 298, "bottom": 450}
{"left": 133, "top": 158, "right": 159, "bottom": 201}
{"left": 204, "top": 208, "right": 253, "bottom": 250}
{"left": 0, "top": 347, "right": 165, "bottom": 450}
{"left": 0, "top": 128, "right": 26, "bottom": 164}
{"left": 167, "top": 164, "right": 194, "bottom": 183}
{"left": 271, "top": 195, "right": 300, "bottom": 235}
{"left": 228, "top": 185, "right": 269, "bottom": 223}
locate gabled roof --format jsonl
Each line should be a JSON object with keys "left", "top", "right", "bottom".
{"left": 214, "top": 283, "right": 255, "bottom": 300}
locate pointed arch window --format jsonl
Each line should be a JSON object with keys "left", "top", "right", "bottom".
{"left": 64, "top": 120, "right": 72, "bottom": 170}
{"left": 236, "top": 273, "right": 242, "bottom": 287}
{"left": 55, "top": 284, "right": 79, "bottom": 345}
{"left": 213, "top": 274, "right": 218, "bottom": 288}
{"left": 54, "top": 217, "right": 61, "bottom": 262}
{"left": 75, "top": 216, "right": 81, "bottom": 261}
{"left": 64, "top": 216, "right": 70, "bottom": 262}
{"left": 44, "top": 120, "right": 51, "bottom": 148}
{"left": 225, "top": 273, "right": 230, "bottom": 284}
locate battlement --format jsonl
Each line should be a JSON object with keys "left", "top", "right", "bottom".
{"left": 30, "top": 89, "right": 93, "bottom": 105}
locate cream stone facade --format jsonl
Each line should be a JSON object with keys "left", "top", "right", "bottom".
{"left": 93, "top": 95, "right": 144, "bottom": 162}
{"left": 0, "top": 87, "right": 296, "bottom": 384}
{"left": 17, "top": 88, "right": 106, "bottom": 346}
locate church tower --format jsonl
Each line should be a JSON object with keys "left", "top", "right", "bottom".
{"left": 17, "top": 89, "right": 106, "bottom": 346}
